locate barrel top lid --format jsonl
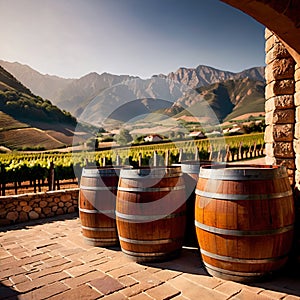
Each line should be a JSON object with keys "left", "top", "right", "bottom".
{"left": 82, "top": 166, "right": 121, "bottom": 177}
{"left": 120, "top": 166, "right": 182, "bottom": 179}
{"left": 199, "top": 164, "right": 288, "bottom": 180}
{"left": 180, "top": 161, "right": 200, "bottom": 174}
{"left": 172, "top": 160, "right": 213, "bottom": 174}
{"left": 182, "top": 160, "right": 213, "bottom": 174}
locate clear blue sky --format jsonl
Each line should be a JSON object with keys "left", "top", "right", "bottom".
{"left": 0, "top": 0, "right": 265, "bottom": 79}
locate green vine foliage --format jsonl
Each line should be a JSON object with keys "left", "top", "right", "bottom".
{"left": 0, "top": 133, "right": 264, "bottom": 184}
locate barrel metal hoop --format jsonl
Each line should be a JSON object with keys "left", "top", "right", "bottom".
{"left": 119, "top": 236, "right": 178, "bottom": 245}
{"left": 120, "top": 174, "right": 182, "bottom": 179}
{"left": 81, "top": 225, "right": 117, "bottom": 232}
{"left": 80, "top": 185, "right": 117, "bottom": 191}
{"left": 195, "top": 189, "right": 293, "bottom": 201}
{"left": 199, "top": 167, "right": 288, "bottom": 181}
{"left": 82, "top": 168, "right": 120, "bottom": 177}
{"left": 83, "top": 236, "right": 118, "bottom": 243}
{"left": 195, "top": 220, "right": 294, "bottom": 236}
{"left": 79, "top": 208, "right": 115, "bottom": 215}
{"left": 81, "top": 174, "right": 118, "bottom": 178}
{"left": 118, "top": 185, "right": 185, "bottom": 192}
{"left": 116, "top": 211, "right": 185, "bottom": 222}
{"left": 200, "top": 249, "right": 287, "bottom": 264}
{"left": 121, "top": 248, "right": 168, "bottom": 257}
{"left": 203, "top": 261, "right": 266, "bottom": 277}
{"left": 180, "top": 164, "right": 200, "bottom": 174}
{"left": 120, "top": 168, "right": 182, "bottom": 179}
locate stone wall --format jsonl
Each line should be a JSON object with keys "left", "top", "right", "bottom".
{"left": 295, "top": 63, "right": 300, "bottom": 194}
{"left": 265, "top": 28, "right": 300, "bottom": 265}
{"left": 294, "top": 55, "right": 300, "bottom": 265}
{"left": 265, "top": 28, "right": 296, "bottom": 186}
{"left": 0, "top": 189, "right": 79, "bottom": 226}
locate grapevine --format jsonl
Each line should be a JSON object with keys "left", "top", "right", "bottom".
{"left": 0, "top": 133, "right": 264, "bottom": 185}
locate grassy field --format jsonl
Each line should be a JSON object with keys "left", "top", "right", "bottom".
{"left": 0, "top": 111, "right": 80, "bottom": 151}
{"left": 0, "top": 128, "right": 66, "bottom": 150}
{"left": 0, "top": 111, "right": 29, "bottom": 131}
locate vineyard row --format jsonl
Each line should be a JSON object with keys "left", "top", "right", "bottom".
{"left": 0, "top": 133, "right": 265, "bottom": 195}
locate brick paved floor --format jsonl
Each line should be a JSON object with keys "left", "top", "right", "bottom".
{"left": 0, "top": 213, "right": 300, "bottom": 300}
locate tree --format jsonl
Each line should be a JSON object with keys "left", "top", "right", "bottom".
{"left": 116, "top": 129, "right": 133, "bottom": 145}
{"left": 243, "top": 120, "right": 266, "bottom": 133}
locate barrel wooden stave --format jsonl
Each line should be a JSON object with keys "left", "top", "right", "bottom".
{"left": 116, "top": 167, "right": 186, "bottom": 262}
{"left": 79, "top": 191, "right": 117, "bottom": 244}
{"left": 195, "top": 164, "right": 295, "bottom": 282}
{"left": 198, "top": 231, "right": 293, "bottom": 269}
{"left": 79, "top": 167, "right": 119, "bottom": 247}
{"left": 116, "top": 215, "right": 185, "bottom": 256}
{"left": 196, "top": 178, "right": 294, "bottom": 231}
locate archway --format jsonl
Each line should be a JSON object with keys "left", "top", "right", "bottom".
{"left": 221, "top": 0, "right": 300, "bottom": 266}
{"left": 221, "top": 0, "right": 300, "bottom": 64}
{"left": 221, "top": 0, "right": 300, "bottom": 186}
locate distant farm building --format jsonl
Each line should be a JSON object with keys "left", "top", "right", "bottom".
{"left": 188, "top": 131, "right": 206, "bottom": 139}
{"left": 144, "top": 134, "right": 164, "bottom": 142}
{"left": 205, "top": 130, "right": 222, "bottom": 137}
{"left": 223, "top": 124, "right": 244, "bottom": 135}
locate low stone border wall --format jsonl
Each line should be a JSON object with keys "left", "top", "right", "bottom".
{"left": 0, "top": 188, "right": 79, "bottom": 226}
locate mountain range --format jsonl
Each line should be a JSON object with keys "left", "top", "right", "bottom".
{"left": 156, "top": 65, "right": 264, "bottom": 88}
{"left": 0, "top": 60, "right": 266, "bottom": 150}
{"left": 182, "top": 77, "right": 265, "bottom": 122}
{"left": 0, "top": 60, "right": 265, "bottom": 122}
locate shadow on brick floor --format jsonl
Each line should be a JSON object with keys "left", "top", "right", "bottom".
{"left": 0, "top": 212, "right": 79, "bottom": 233}
{"left": 1, "top": 212, "right": 300, "bottom": 298}
{"left": 142, "top": 246, "right": 300, "bottom": 297}
{"left": 247, "top": 264, "right": 300, "bottom": 298}
{"left": 0, "top": 282, "right": 21, "bottom": 299}
{"left": 140, "top": 246, "right": 206, "bottom": 275}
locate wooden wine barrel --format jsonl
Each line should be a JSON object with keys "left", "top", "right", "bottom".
{"left": 178, "top": 161, "right": 201, "bottom": 248}
{"left": 116, "top": 166, "right": 186, "bottom": 262}
{"left": 79, "top": 167, "right": 120, "bottom": 246}
{"left": 174, "top": 160, "right": 211, "bottom": 248}
{"left": 195, "top": 164, "right": 295, "bottom": 282}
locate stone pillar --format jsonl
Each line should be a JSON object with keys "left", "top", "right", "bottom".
{"left": 295, "top": 63, "right": 300, "bottom": 192}
{"left": 294, "top": 62, "right": 300, "bottom": 265}
{"left": 264, "top": 28, "right": 295, "bottom": 186}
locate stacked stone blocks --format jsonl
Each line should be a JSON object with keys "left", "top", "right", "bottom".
{"left": 265, "top": 28, "right": 300, "bottom": 264}
{"left": 0, "top": 189, "right": 79, "bottom": 226}
{"left": 265, "top": 29, "right": 296, "bottom": 185}
{"left": 295, "top": 63, "right": 300, "bottom": 192}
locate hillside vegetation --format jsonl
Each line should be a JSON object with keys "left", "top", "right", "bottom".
{"left": 0, "top": 66, "right": 76, "bottom": 125}
{"left": 160, "top": 78, "right": 265, "bottom": 124}
{"left": 0, "top": 65, "right": 78, "bottom": 150}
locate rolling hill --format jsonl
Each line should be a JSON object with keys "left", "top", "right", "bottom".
{"left": 0, "top": 65, "right": 80, "bottom": 150}
{"left": 168, "top": 77, "right": 265, "bottom": 122}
